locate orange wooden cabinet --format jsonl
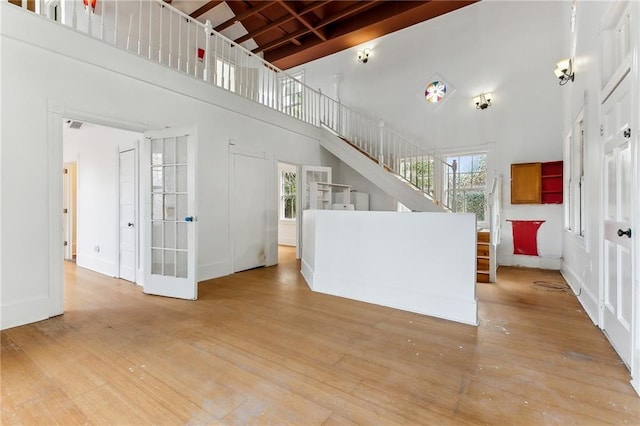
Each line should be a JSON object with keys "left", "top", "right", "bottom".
{"left": 511, "top": 161, "right": 563, "bottom": 204}
{"left": 511, "top": 162, "right": 542, "bottom": 204}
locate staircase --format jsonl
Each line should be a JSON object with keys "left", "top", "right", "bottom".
{"left": 477, "top": 230, "right": 491, "bottom": 283}
{"left": 320, "top": 130, "right": 446, "bottom": 212}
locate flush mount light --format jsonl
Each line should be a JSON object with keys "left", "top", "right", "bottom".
{"left": 473, "top": 92, "right": 493, "bottom": 110}
{"left": 554, "top": 58, "right": 574, "bottom": 85}
{"left": 357, "top": 48, "right": 371, "bottom": 63}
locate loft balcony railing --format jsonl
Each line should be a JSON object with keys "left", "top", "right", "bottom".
{"left": 7, "top": 0, "right": 458, "bottom": 211}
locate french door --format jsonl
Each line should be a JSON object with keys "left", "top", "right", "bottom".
{"left": 143, "top": 127, "right": 197, "bottom": 300}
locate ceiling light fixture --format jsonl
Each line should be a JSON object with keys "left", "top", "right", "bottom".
{"left": 473, "top": 92, "right": 493, "bottom": 110}
{"left": 357, "top": 48, "right": 370, "bottom": 64}
{"left": 554, "top": 58, "right": 574, "bottom": 85}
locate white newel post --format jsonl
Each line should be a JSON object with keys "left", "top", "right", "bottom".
{"left": 378, "top": 120, "right": 385, "bottom": 167}
{"left": 203, "top": 20, "right": 212, "bottom": 82}
{"left": 451, "top": 159, "right": 458, "bottom": 212}
{"left": 334, "top": 73, "right": 343, "bottom": 135}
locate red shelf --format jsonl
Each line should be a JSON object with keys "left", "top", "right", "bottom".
{"left": 540, "top": 161, "right": 563, "bottom": 204}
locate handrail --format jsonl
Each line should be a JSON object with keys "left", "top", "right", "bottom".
{"left": 9, "top": 0, "right": 458, "bottom": 209}
{"left": 488, "top": 174, "right": 502, "bottom": 246}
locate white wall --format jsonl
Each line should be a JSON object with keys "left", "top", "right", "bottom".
{"left": 293, "top": 1, "right": 568, "bottom": 268}
{"left": 335, "top": 162, "right": 397, "bottom": 211}
{"left": 560, "top": 0, "right": 630, "bottom": 323}
{"left": 302, "top": 210, "right": 477, "bottom": 325}
{"left": 63, "top": 122, "right": 141, "bottom": 277}
{"left": 0, "top": 4, "right": 328, "bottom": 329}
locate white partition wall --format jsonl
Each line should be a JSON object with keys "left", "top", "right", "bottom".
{"left": 301, "top": 210, "right": 477, "bottom": 325}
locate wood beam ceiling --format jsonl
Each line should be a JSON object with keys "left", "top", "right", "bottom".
{"left": 214, "top": 1, "right": 276, "bottom": 32}
{"left": 234, "top": 1, "right": 330, "bottom": 45}
{"left": 265, "top": 0, "right": 476, "bottom": 69}
{"left": 189, "top": 0, "right": 224, "bottom": 19}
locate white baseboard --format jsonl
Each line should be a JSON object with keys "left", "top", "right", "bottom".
{"left": 198, "top": 260, "right": 233, "bottom": 282}
{"left": 498, "top": 254, "right": 562, "bottom": 270}
{"left": 76, "top": 255, "right": 117, "bottom": 277}
{"left": 560, "top": 264, "right": 599, "bottom": 326}
{"left": 1, "top": 297, "right": 55, "bottom": 330}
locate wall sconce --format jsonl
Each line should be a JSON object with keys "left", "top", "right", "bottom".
{"left": 554, "top": 58, "right": 574, "bottom": 85}
{"left": 357, "top": 48, "right": 370, "bottom": 64}
{"left": 473, "top": 92, "right": 493, "bottom": 110}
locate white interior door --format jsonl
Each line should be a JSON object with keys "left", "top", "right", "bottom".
{"left": 119, "top": 149, "right": 136, "bottom": 282}
{"left": 232, "top": 152, "right": 267, "bottom": 272}
{"left": 296, "top": 165, "right": 332, "bottom": 258}
{"left": 143, "top": 127, "right": 197, "bottom": 300}
{"left": 602, "top": 73, "right": 635, "bottom": 367}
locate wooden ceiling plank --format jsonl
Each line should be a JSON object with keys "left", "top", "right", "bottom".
{"left": 256, "top": 1, "right": 375, "bottom": 55}
{"left": 276, "top": 0, "right": 327, "bottom": 42}
{"left": 315, "top": 1, "right": 376, "bottom": 29}
{"left": 235, "top": 1, "right": 330, "bottom": 44}
{"left": 252, "top": 27, "right": 308, "bottom": 54}
{"left": 214, "top": 1, "right": 277, "bottom": 32}
{"left": 189, "top": 0, "right": 224, "bottom": 19}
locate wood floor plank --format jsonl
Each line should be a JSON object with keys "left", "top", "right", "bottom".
{"left": 1, "top": 247, "right": 639, "bottom": 425}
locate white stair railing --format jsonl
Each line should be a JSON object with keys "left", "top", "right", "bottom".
{"left": 8, "top": 0, "right": 458, "bottom": 210}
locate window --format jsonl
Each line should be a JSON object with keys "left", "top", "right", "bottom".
{"left": 446, "top": 153, "right": 487, "bottom": 221}
{"left": 280, "top": 170, "right": 296, "bottom": 220}
{"left": 573, "top": 116, "right": 585, "bottom": 237}
{"left": 216, "top": 59, "right": 236, "bottom": 92}
{"left": 281, "top": 71, "right": 303, "bottom": 119}
{"left": 564, "top": 131, "right": 573, "bottom": 231}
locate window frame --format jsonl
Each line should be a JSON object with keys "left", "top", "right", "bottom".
{"left": 440, "top": 147, "right": 492, "bottom": 227}
{"left": 279, "top": 169, "right": 297, "bottom": 221}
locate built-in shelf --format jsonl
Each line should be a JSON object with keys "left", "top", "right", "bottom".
{"left": 511, "top": 161, "right": 563, "bottom": 204}
{"left": 309, "top": 182, "right": 351, "bottom": 210}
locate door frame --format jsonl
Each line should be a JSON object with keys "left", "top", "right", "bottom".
{"left": 62, "top": 161, "right": 77, "bottom": 261}
{"left": 49, "top": 103, "right": 152, "bottom": 318}
{"left": 228, "top": 145, "right": 277, "bottom": 272}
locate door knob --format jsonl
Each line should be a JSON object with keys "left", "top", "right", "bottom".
{"left": 127, "top": 222, "right": 134, "bottom": 227}
{"left": 185, "top": 216, "right": 194, "bottom": 222}
{"left": 617, "top": 228, "right": 632, "bottom": 238}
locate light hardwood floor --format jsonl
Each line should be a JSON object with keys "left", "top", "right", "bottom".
{"left": 2, "top": 246, "right": 639, "bottom": 425}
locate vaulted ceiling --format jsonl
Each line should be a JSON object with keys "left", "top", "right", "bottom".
{"left": 171, "top": 1, "right": 477, "bottom": 69}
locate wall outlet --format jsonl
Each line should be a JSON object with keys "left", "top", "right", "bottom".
{"left": 94, "top": 245, "right": 100, "bottom": 253}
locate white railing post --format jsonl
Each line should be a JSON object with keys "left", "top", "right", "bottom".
{"left": 203, "top": 20, "right": 212, "bottom": 82}
{"left": 451, "top": 159, "right": 458, "bottom": 212}
{"left": 318, "top": 89, "right": 322, "bottom": 125}
{"left": 378, "top": 120, "right": 385, "bottom": 167}
{"left": 72, "top": 0, "right": 77, "bottom": 30}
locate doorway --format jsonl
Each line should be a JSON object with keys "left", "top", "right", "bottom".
{"left": 62, "top": 119, "right": 142, "bottom": 282}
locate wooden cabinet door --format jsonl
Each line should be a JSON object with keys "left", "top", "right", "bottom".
{"left": 511, "top": 163, "right": 541, "bottom": 204}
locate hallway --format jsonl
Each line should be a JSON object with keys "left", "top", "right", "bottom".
{"left": 2, "top": 247, "right": 639, "bottom": 424}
